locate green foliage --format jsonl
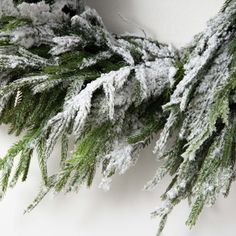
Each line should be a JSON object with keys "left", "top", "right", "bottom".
{"left": 0, "top": 39, "right": 11, "bottom": 46}
{"left": 0, "top": 1, "right": 236, "bottom": 236}
{"left": 0, "top": 8, "right": 174, "bottom": 208}
{"left": 148, "top": 1, "right": 236, "bottom": 235}
{"left": 29, "top": 45, "right": 51, "bottom": 59}
{"left": 128, "top": 100, "right": 167, "bottom": 146}
{"left": 55, "top": 122, "right": 113, "bottom": 192}
{"left": 186, "top": 195, "right": 205, "bottom": 228}
{"left": 157, "top": 215, "right": 168, "bottom": 236}
{"left": 0, "top": 16, "right": 31, "bottom": 32}
{"left": 24, "top": 175, "right": 56, "bottom": 213}
{"left": 222, "top": 0, "right": 235, "bottom": 11}
{"left": 0, "top": 129, "right": 38, "bottom": 194}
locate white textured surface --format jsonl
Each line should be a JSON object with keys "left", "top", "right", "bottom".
{"left": 1, "top": 1, "right": 235, "bottom": 236}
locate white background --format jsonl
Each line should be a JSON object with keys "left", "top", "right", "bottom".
{"left": 1, "top": 0, "right": 235, "bottom": 236}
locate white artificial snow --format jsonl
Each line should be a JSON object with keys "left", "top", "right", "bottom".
{"left": 0, "top": 0, "right": 76, "bottom": 25}
{"left": 99, "top": 141, "right": 134, "bottom": 191}
{"left": 0, "top": 0, "right": 180, "bottom": 204}
{"left": 43, "top": 67, "right": 131, "bottom": 156}
{"left": 50, "top": 36, "right": 82, "bottom": 56}
{"left": 0, "top": 0, "right": 18, "bottom": 17}
{"left": 165, "top": 1, "right": 236, "bottom": 111}
{"left": 79, "top": 51, "right": 112, "bottom": 69}
{"left": 10, "top": 25, "right": 55, "bottom": 48}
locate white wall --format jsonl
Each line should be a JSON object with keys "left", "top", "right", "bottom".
{"left": 86, "top": 0, "right": 224, "bottom": 48}
{"left": 1, "top": 1, "right": 236, "bottom": 236}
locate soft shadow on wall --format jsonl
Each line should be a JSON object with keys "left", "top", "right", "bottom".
{"left": 85, "top": 0, "right": 224, "bottom": 47}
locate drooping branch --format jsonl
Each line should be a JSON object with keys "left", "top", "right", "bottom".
{"left": 147, "top": 1, "right": 236, "bottom": 234}
{"left": 0, "top": 0, "right": 235, "bottom": 235}
{"left": 0, "top": 0, "right": 179, "bottom": 215}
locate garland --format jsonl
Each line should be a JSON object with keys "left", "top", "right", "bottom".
{"left": 0, "top": 0, "right": 235, "bottom": 235}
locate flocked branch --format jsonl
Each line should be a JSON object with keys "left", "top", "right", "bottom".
{"left": 0, "top": 0, "right": 235, "bottom": 235}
